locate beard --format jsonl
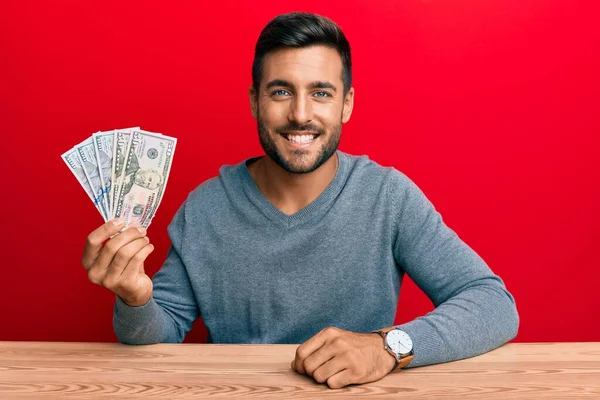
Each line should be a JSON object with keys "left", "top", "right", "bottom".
{"left": 257, "top": 117, "right": 341, "bottom": 174}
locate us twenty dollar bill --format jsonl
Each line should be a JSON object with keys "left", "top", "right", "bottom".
{"left": 112, "top": 130, "right": 177, "bottom": 228}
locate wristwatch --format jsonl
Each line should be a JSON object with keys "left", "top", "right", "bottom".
{"left": 374, "top": 327, "right": 414, "bottom": 373}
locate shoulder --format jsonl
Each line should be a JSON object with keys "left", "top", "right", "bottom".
{"left": 340, "top": 151, "right": 430, "bottom": 212}
{"left": 183, "top": 167, "right": 232, "bottom": 211}
{"left": 179, "top": 158, "right": 249, "bottom": 217}
{"left": 341, "top": 151, "right": 415, "bottom": 193}
{"left": 186, "top": 175, "right": 225, "bottom": 206}
{"left": 167, "top": 160, "right": 245, "bottom": 239}
{"left": 167, "top": 176, "right": 222, "bottom": 231}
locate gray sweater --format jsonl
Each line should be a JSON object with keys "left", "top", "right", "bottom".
{"left": 114, "top": 151, "right": 519, "bottom": 368}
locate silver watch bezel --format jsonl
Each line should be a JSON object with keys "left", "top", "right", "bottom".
{"left": 384, "top": 328, "right": 414, "bottom": 357}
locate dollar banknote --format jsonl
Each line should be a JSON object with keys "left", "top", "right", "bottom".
{"left": 111, "top": 130, "right": 133, "bottom": 218}
{"left": 111, "top": 129, "right": 161, "bottom": 219}
{"left": 61, "top": 148, "right": 105, "bottom": 219}
{"left": 62, "top": 127, "right": 175, "bottom": 228}
{"left": 92, "top": 130, "right": 115, "bottom": 217}
{"left": 93, "top": 127, "right": 139, "bottom": 219}
{"left": 76, "top": 137, "right": 109, "bottom": 221}
{"left": 112, "top": 130, "right": 177, "bottom": 228}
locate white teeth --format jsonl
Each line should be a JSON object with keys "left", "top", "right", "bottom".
{"left": 287, "top": 135, "right": 315, "bottom": 143}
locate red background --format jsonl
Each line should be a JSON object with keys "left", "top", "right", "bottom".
{"left": 1, "top": 1, "right": 598, "bottom": 343}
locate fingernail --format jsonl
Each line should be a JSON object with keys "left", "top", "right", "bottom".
{"left": 137, "top": 226, "right": 146, "bottom": 235}
{"left": 112, "top": 218, "right": 125, "bottom": 227}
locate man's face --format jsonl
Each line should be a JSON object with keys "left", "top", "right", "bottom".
{"left": 250, "top": 45, "right": 354, "bottom": 174}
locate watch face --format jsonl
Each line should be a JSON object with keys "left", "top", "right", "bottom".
{"left": 386, "top": 329, "right": 413, "bottom": 355}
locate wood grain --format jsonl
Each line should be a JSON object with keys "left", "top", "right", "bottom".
{"left": 0, "top": 342, "right": 599, "bottom": 399}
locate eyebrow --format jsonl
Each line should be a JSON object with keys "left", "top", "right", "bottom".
{"left": 265, "top": 79, "right": 338, "bottom": 93}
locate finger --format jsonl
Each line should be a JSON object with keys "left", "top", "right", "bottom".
{"left": 294, "top": 327, "right": 338, "bottom": 374}
{"left": 103, "top": 237, "right": 150, "bottom": 285}
{"left": 111, "top": 244, "right": 155, "bottom": 305}
{"left": 119, "top": 243, "right": 154, "bottom": 284}
{"left": 82, "top": 218, "right": 126, "bottom": 269}
{"left": 312, "top": 356, "right": 347, "bottom": 384}
{"left": 109, "top": 244, "right": 154, "bottom": 307}
{"left": 87, "top": 229, "right": 147, "bottom": 285}
{"left": 93, "top": 226, "right": 147, "bottom": 272}
{"left": 303, "top": 343, "right": 337, "bottom": 377}
{"left": 326, "top": 368, "right": 353, "bottom": 390}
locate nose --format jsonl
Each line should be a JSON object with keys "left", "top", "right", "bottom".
{"left": 288, "top": 93, "right": 313, "bottom": 125}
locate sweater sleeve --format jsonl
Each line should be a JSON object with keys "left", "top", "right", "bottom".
{"left": 113, "top": 200, "right": 200, "bottom": 344}
{"left": 390, "top": 171, "right": 519, "bottom": 368}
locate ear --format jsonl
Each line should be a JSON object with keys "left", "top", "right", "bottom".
{"left": 341, "top": 87, "right": 355, "bottom": 124}
{"left": 249, "top": 86, "right": 258, "bottom": 120}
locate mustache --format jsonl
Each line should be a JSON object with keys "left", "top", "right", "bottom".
{"left": 275, "top": 123, "right": 324, "bottom": 135}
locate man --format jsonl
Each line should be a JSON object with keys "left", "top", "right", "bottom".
{"left": 81, "top": 12, "right": 519, "bottom": 389}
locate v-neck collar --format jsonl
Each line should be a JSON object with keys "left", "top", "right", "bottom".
{"left": 238, "top": 151, "right": 349, "bottom": 229}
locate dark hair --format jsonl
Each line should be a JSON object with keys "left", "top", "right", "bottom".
{"left": 252, "top": 12, "right": 352, "bottom": 96}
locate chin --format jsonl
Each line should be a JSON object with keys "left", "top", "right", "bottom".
{"left": 258, "top": 124, "right": 340, "bottom": 175}
{"left": 280, "top": 152, "right": 329, "bottom": 174}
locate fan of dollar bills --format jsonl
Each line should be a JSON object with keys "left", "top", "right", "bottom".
{"left": 61, "top": 127, "right": 177, "bottom": 229}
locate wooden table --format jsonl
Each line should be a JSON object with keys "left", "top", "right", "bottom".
{"left": 0, "top": 342, "right": 598, "bottom": 399}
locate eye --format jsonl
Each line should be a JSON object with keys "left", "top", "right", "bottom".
{"left": 314, "top": 91, "right": 332, "bottom": 98}
{"left": 272, "top": 89, "right": 290, "bottom": 97}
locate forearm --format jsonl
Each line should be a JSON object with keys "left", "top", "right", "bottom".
{"left": 388, "top": 171, "right": 520, "bottom": 367}
{"left": 394, "top": 277, "right": 519, "bottom": 368}
{"left": 113, "top": 202, "right": 202, "bottom": 345}
{"left": 113, "top": 296, "right": 187, "bottom": 344}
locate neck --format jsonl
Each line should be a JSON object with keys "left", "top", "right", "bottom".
{"left": 248, "top": 153, "right": 339, "bottom": 216}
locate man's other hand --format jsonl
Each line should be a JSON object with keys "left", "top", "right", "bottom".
{"left": 291, "top": 326, "right": 396, "bottom": 389}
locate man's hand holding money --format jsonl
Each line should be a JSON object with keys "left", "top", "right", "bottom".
{"left": 82, "top": 218, "right": 155, "bottom": 307}
{"left": 63, "top": 127, "right": 177, "bottom": 305}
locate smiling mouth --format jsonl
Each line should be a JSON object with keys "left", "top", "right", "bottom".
{"left": 280, "top": 132, "right": 320, "bottom": 144}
